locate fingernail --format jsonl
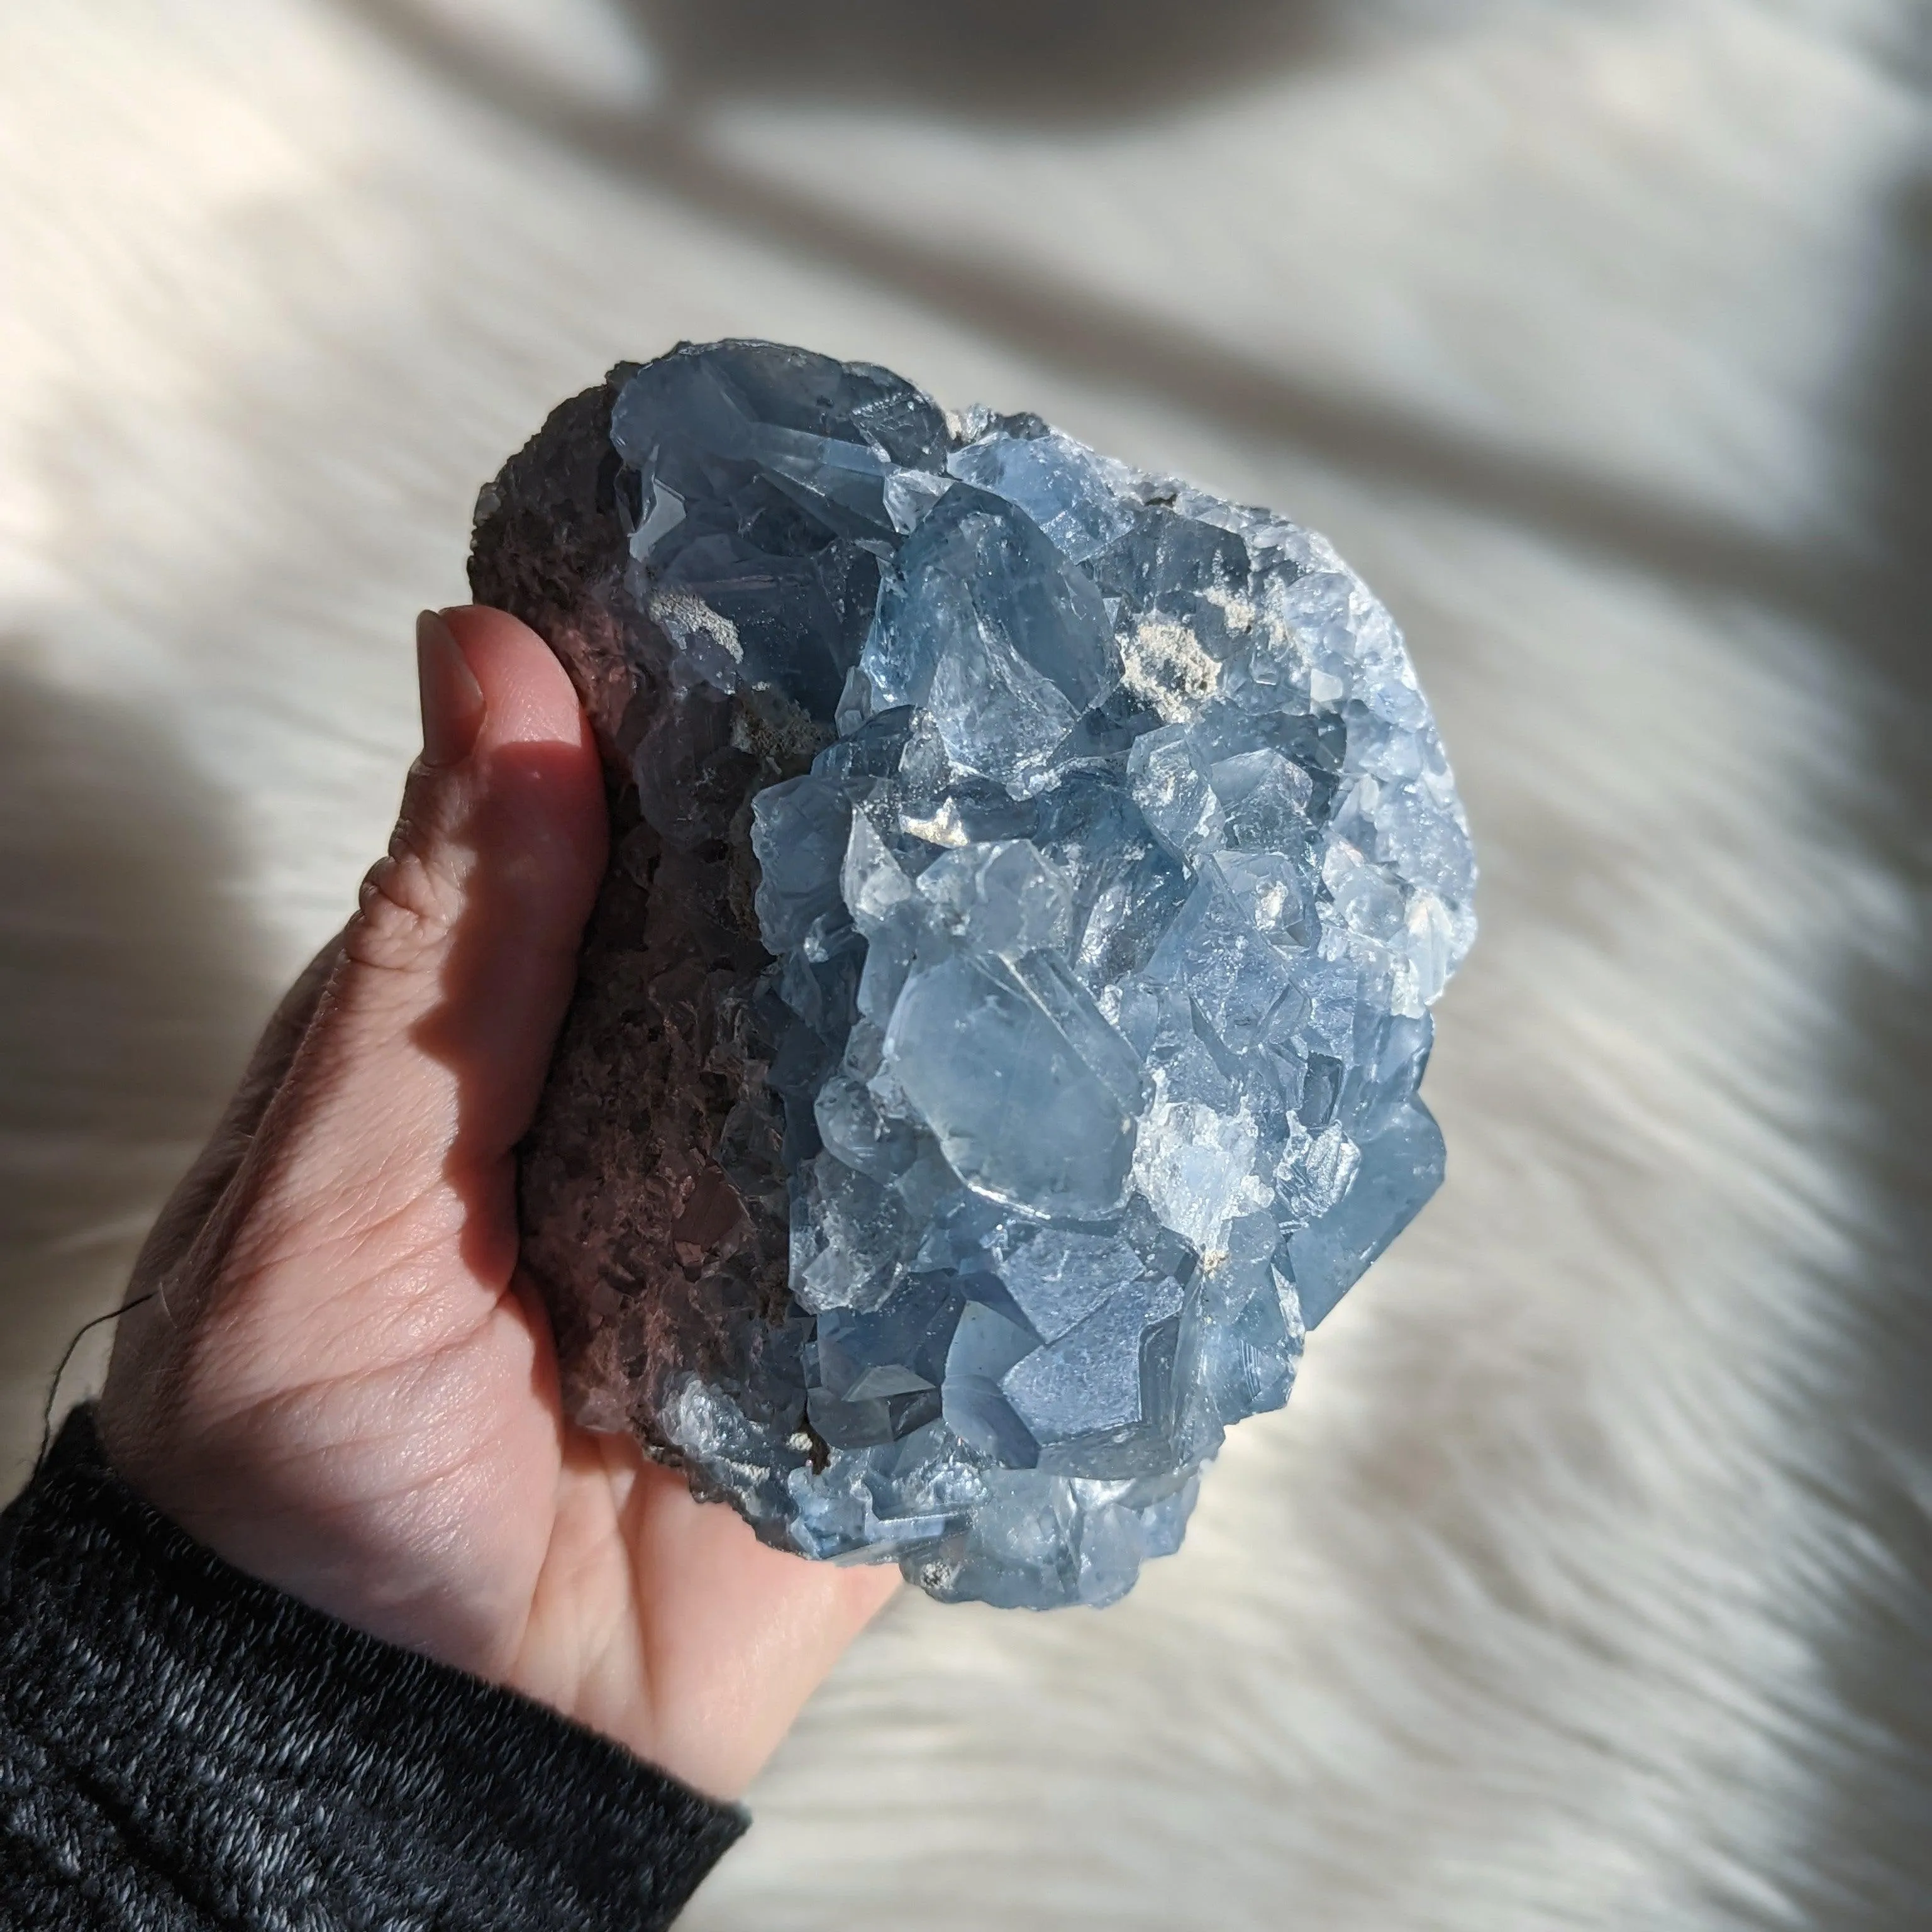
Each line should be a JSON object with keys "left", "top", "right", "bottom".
{"left": 416, "top": 609, "right": 486, "bottom": 768}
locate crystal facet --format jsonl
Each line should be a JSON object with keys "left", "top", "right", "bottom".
{"left": 469, "top": 340, "right": 1475, "bottom": 1608}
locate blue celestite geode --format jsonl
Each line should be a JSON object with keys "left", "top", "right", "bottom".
{"left": 469, "top": 340, "right": 1475, "bottom": 1608}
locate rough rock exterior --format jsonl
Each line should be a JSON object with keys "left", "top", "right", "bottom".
{"left": 469, "top": 340, "right": 1475, "bottom": 1607}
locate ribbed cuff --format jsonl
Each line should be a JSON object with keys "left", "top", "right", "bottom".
{"left": 0, "top": 1406, "right": 745, "bottom": 1931}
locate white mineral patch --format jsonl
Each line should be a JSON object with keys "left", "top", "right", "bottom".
{"left": 647, "top": 586, "right": 743, "bottom": 689}
{"left": 1120, "top": 614, "right": 1222, "bottom": 721}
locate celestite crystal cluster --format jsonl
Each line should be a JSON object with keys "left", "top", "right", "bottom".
{"left": 470, "top": 341, "right": 1475, "bottom": 1608}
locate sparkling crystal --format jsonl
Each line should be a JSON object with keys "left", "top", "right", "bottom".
{"left": 470, "top": 340, "right": 1476, "bottom": 1609}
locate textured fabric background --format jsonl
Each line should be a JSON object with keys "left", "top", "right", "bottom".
{"left": 3, "top": 3, "right": 1928, "bottom": 1924}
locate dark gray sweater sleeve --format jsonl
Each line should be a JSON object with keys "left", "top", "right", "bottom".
{"left": 0, "top": 1406, "right": 747, "bottom": 1931}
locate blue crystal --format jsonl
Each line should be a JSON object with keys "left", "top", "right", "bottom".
{"left": 472, "top": 341, "right": 1476, "bottom": 1609}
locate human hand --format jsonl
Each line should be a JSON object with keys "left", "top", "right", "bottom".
{"left": 97, "top": 606, "right": 897, "bottom": 1802}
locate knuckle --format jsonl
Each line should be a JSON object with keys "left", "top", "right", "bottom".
{"left": 346, "top": 791, "right": 467, "bottom": 972}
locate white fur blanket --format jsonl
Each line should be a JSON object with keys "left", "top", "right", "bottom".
{"left": 4, "top": 2, "right": 1928, "bottom": 1922}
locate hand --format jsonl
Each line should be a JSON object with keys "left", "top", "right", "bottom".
{"left": 97, "top": 606, "right": 897, "bottom": 1802}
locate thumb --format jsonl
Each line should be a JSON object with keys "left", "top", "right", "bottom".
{"left": 286, "top": 604, "right": 604, "bottom": 1250}
{"left": 328, "top": 604, "right": 606, "bottom": 1180}
{"left": 201, "top": 606, "right": 606, "bottom": 1321}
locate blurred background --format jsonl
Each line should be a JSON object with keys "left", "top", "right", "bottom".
{"left": 3, "top": 1, "right": 1928, "bottom": 1924}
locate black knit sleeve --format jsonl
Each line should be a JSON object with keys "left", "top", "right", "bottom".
{"left": 0, "top": 1406, "right": 747, "bottom": 1931}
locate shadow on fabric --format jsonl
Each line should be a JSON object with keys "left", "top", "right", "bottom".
{"left": 336, "top": 0, "right": 1833, "bottom": 627}
{"left": 1787, "top": 108, "right": 1932, "bottom": 1921}
{"left": 621, "top": 0, "right": 1330, "bottom": 123}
